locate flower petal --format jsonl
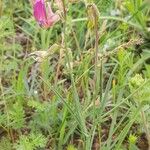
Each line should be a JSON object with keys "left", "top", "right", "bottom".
{"left": 47, "top": 14, "right": 60, "bottom": 27}
{"left": 33, "top": 0, "right": 60, "bottom": 28}
{"left": 46, "top": 2, "right": 60, "bottom": 27}
{"left": 33, "top": 0, "right": 47, "bottom": 25}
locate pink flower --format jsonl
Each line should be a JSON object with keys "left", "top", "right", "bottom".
{"left": 33, "top": 0, "right": 60, "bottom": 28}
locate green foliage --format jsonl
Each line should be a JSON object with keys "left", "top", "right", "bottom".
{"left": 8, "top": 102, "right": 25, "bottom": 129}
{"left": 128, "top": 134, "right": 138, "bottom": 150}
{"left": 28, "top": 100, "right": 45, "bottom": 112}
{"left": 0, "top": 0, "right": 150, "bottom": 149}
{"left": 14, "top": 133, "right": 47, "bottom": 150}
{"left": 97, "top": 0, "right": 112, "bottom": 12}
{"left": 67, "top": 145, "right": 78, "bottom": 150}
{"left": 0, "top": 137, "right": 12, "bottom": 150}
{"left": 129, "top": 74, "right": 150, "bottom": 104}
{"left": 125, "top": 0, "right": 150, "bottom": 38}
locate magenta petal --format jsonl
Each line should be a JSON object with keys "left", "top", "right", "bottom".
{"left": 46, "top": 2, "right": 60, "bottom": 26}
{"left": 47, "top": 2, "right": 55, "bottom": 16}
{"left": 47, "top": 14, "right": 60, "bottom": 27}
{"left": 33, "top": 0, "right": 60, "bottom": 28}
{"left": 33, "top": 0, "right": 47, "bottom": 25}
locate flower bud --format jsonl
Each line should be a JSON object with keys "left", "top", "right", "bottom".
{"left": 130, "top": 74, "right": 144, "bottom": 89}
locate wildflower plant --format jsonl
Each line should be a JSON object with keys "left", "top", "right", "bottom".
{"left": 129, "top": 74, "right": 150, "bottom": 148}
{"left": 1, "top": 0, "right": 150, "bottom": 150}
{"left": 129, "top": 74, "right": 150, "bottom": 104}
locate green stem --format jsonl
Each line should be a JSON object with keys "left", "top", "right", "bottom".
{"left": 59, "top": 1, "right": 88, "bottom": 149}
{"left": 72, "top": 16, "right": 142, "bottom": 30}
{"left": 141, "top": 109, "right": 150, "bottom": 150}
{"left": 90, "top": 4, "right": 102, "bottom": 149}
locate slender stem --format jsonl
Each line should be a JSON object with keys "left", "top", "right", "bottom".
{"left": 0, "top": 79, "right": 14, "bottom": 142}
{"left": 94, "top": 9, "right": 99, "bottom": 89}
{"left": 72, "top": 16, "right": 141, "bottom": 30}
{"left": 90, "top": 4, "right": 102, "bottom": 150}
{"left": 141, "top": 109, "right": 150, "bottom": 150}
{"left": 0, "top": 0, "right": 2, "bottom": 17}
{"left": 55, "top": 49, "right": 63, "bottom": 84}
{"left": 95, "top": 8, "right": 102, "bottom": 150}
{"left": 92, "top": 2, "right": 99, "bottom": 132}
{"left": 62, "top": 0, "right": 67, "bottom": 20}
{"left": 72, "top": 29, "right": 81, "bottom": 57}
{"left": 60, "top": 1, "right": 88, "bottom": 148}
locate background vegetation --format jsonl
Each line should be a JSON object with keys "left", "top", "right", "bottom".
{"left": 0, "top": 0, "right": 150, "bottom": 149}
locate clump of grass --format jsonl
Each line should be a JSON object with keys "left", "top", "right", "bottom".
{"left": 0, "top": 0, "right": 150, "bottom": 150}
